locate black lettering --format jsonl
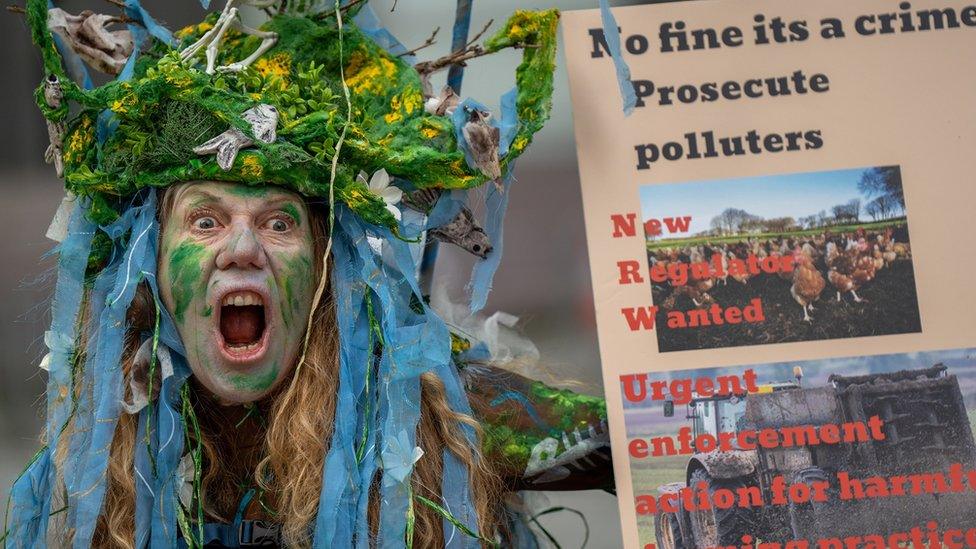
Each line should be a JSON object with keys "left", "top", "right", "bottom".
{"left": 804, "top": 130, "right": 824, "bottom": 149}
{"left": 744, "top": 79, "right": 763, "bottom": 98}
{"left": 632, "top": 80, "right": 655, "bottom": 108}
{"left": 918, "top": 8, "right": 960, "bottom": 30}
{"left": 856, "top": 15, "right": 877, "bottom": 35}
{"left": 690, "top": 28, "right": 720, "bottom": 50}
{"left": 789, "top": 20, "right": 809, "bottom": 41}
{"left": 764, "top": 133, "right": 783, "bottom": 152}
{"left": 588, "top": 28, "right": 611, "bottom": 58}
{"left": 722, "top": 81, "right": 741, "bottom": 100}
{"left": 701, "top": 83, "right": 719, "bottom": 102}
{"left": 878, "top": 12, "right": 898, "bottom": 34}
{"left": 659, "top": 86, "right": 675, "bottom": 105}
{"left": 662, "top": 142, "right": 683, "bottom": 160}
{"left": 962, "top": 6, "right": 976, "bottom": 26}
{"left": 722, "top": 26, "right": 744, "bottom": 46}
{"left": 898, "top": 2, "right": 917, "bottom": 31}
{"left": 677, "top": 85, "right": 698, "bottom": 103}
{"left": 745, "top": 130, "right": 762, "bottom": 154}
{"left": 784, "top": 131, "right": 803, "bottom": 151}
{"left": 753, "top": 14, "right": 769, "bottom": 44}
{"left": 820, "top": 18, "right": 846, "bottom": 38}
{"left": 635, "top": 144, "right": 659, "bottom": 170}
{"left": 660, "top": 21, "right": 688, "bottom": 53}
{"left": 626, "top": 33, "right": 650, "bottom": 54}
{"left": 810, "top": 73, "right": 830, "bottom": 93}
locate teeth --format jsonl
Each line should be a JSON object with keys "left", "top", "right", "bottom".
{"left": 221, "top": 291, "right": 264, "bottom": 307}
{"left": 227, "top": 342, "right": 261, "bottom": 352}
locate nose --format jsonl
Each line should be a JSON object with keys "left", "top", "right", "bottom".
{"left": 215, "top": 220, "right": 268, "bottom": 270}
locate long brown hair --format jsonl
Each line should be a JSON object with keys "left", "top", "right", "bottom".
{"left": 78, "top": 186, "right": 505, "bottom": 547}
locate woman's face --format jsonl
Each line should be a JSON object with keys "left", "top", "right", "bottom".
{"left": 158, "top": 182, "right": 315, "bottom": 404}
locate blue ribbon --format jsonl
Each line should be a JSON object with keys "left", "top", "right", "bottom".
{"left": 599, "top": 0, "right": 638, "bottom": 115}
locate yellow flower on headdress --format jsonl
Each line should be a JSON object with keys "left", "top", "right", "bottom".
{"left": 345, "top": 50, "right": 398, "bottom": 95}
{"left": 239, "top": 155, "right": 263, "bottom": 178}
{"left": 254, "top": 52, "right": 292, "bottom": 81}
{"left": 64, "top": 117, "right": 94, "bottom": 165}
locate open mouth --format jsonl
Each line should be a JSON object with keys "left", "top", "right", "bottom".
{"left": 217, "top": 290, "right": 270, "bottom": 362}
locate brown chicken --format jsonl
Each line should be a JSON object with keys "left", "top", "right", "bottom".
{"left": 791, "top": 250, "right": 825, "bottom": 321}
{"left": 661, "top": 278, "right": 715, "bottom": 310}
{"left": 827, "top": 250, "right": 874, "bottom": 303}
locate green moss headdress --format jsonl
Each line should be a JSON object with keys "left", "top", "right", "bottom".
{"left": 7, "top": 1, "right": 559, "bottom": 546}
{"left": 33, "top": 2, "right": 556, "bottom": 230}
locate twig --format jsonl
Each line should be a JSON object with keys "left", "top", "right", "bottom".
{"left": 414, "top": 46, "right": 484, "bottom": 76}
{"left": 390, "top": 0, "right": 398, "bottom": 12}
{"left": 398, "top": 26, "right": 439, "bottom": 58}
{"left": 5, "top": 5, "right": 25, "bottom": 14}
{"left": 414, "top": 41, "right": 538, "bottom": 76}
{"left": 464, "top": 19, "right": 493, "bottom": 49}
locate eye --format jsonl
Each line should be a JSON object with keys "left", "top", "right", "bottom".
{"left": 194, "top": 216, "right": 217, "bottom": 230}
{"left": 266, "top": 217, "right": 290, "bottom": 233}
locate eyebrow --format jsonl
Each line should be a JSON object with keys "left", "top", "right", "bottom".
{"left": 182, "top": 190, "right": 223, "bottom": 207}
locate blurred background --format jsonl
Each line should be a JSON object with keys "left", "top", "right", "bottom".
{"left": 0, "top": 0, "right": 664, "bottom": 545}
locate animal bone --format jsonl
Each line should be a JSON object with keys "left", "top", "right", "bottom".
{"left": 47, "top": 8, "right": 134, "bottom": 75}
{"left": 179, "top": 0, "right": 279, "bottom": 75}
{"left": 194, "top": 104, "right": 279, "bottom": 170}
{"left": 43, "top": 75, "right": 66, "bottom": 177}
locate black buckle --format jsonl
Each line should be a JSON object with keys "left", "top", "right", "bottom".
{"left": 238, "top": 520, "right": 281, "bottom": 547}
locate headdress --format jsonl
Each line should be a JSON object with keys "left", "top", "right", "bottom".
{"left": 5, "top": 0, "right": 558, "bottom": 545}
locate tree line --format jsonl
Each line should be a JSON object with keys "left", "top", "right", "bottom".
{"left": 700, "top": 167, "right": 905, "bottom": 236}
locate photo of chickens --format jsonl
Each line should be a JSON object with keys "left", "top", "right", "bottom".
{"left": 640, "top": 165, "right": 921, "bottom": 352}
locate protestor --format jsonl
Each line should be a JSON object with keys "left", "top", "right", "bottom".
{"left": 4, "top": 1, "right": 612, "bottom": 547}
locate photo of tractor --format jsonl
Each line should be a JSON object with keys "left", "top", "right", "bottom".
{"left": 652, "top": 364, "right": 976, "bottom": 549}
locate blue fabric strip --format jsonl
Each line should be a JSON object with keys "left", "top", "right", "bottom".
{"left": 64, "top": 191, "right": 160, "bottom": 547}
{"left": 462, "top": 88, "right": 518, "bottom": 313}
{"left": 598, "top": 0, "right": 637, "bottom": 115}
{"left": 446, "top": 0, "right": 474, "bottom": 93}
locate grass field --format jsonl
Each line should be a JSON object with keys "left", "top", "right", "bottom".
{"left": 647, "top": 219, "right": 908, "bottom": 250}
{"left": 631, "top": 452, "right": 687, "bottom": 546}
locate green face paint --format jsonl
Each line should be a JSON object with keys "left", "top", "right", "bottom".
{"left": 229, "top": 363, "right": 280, "bottom": 392}
{"left": 167, "top": 240, "right": 208, "bottom": 322}
{"left": 281, "top": 203, "right": 302, "bottom": 226}
{"left": 278, "top": 252, "right": 313, "bottom": 329}
{"left": 159, "top": 181, "right": 316, "bottom": 405}
{"left": 226, "top": 184, "right": 270, "bottom": 198}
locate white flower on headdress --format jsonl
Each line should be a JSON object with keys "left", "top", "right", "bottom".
{"left": 382, "top": 430, "right": 424, "bottom": 487}
{"left": 358, "top": 168, "right": 402, "bottom": 222}
{"left": 359, "top": 169, "right": 403, "bottom": 255}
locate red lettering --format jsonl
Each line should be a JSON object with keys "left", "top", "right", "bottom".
{"left": 662, "top": 216, "right": 692, "bottom": 233}
{"left": 629, "top": 438, "right": 649, "bottom": 458}
{"left": 643, "top": 218, "right": 662, "bottom": 237}
{"left": 621, "top": 373, "right": 648, "bottom": 402}
{"left": 612, "top": 213, "right": 638, "bottom": 237}
{"left": 617, "top": 260, "right": 645, "bottom": 284}
{"left": 621, "top": 306, "right": 659, "bottom": 331}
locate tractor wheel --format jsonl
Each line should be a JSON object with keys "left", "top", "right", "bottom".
{"left": 655, "top": 509, "right": 686, "bottom": 549}
{"left": 789, "top": 467, "right": 839, "bottom": 542}
{"left": 687, "top": 469, "right": 760, "bottom": 549}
